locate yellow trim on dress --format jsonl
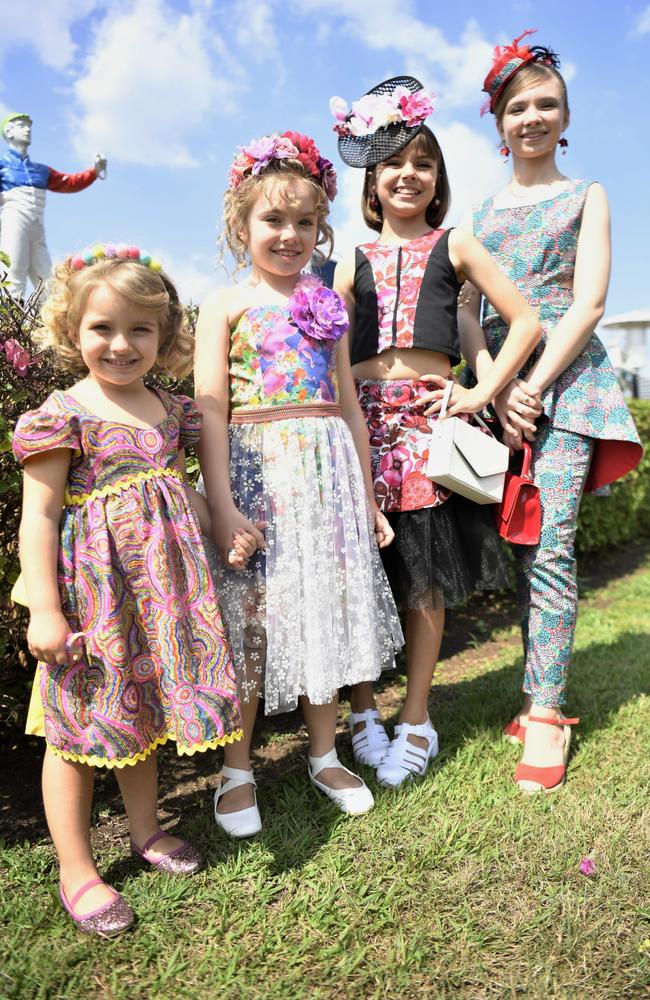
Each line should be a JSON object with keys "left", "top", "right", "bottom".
{"left": 65, "top": 465, "right": 183, "bottom": 507}
{"left": 26, "top": 665, "right": 242, "bottom": 767}
{"left": 46, "top": 729, "right": 243, "bottom": 769}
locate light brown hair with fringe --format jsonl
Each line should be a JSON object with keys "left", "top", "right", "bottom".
{"left": 361, "top": 125, "right": 451, "bottom": 234}
{"left": 493, "top": 61, "right": 569, "bottom": 124}
{"left": 222, "top": 159, "right": 334, "bottom": 270}
{"left": 36, "top": 257, "right": 193, "bottom": 378}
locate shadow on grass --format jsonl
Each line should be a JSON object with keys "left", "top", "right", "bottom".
{"left": 5, "top": 630, "right": 647, "bottom": 892}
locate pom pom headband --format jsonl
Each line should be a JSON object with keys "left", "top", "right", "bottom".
{"left": 331, "top": 76, "right": 435, "bottom": 168}
{"left": 481, "top": 29, "right": 561, "bottom": 115}
{"left": 70, "top": 244, "right": 163, "bottom": 272}
{"left": 228, "top": 131, "right": 338, "bottom": 201}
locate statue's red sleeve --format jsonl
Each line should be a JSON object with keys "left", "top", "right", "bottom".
{"left": 47, "top": 167, "right": 97, "bottom": 193}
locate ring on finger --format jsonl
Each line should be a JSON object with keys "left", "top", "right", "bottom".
{"left": 228, "top": 547, "right": 237, "bottom": 559}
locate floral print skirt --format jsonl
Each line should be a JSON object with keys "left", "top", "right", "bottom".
{"left": 355, "top": 378, "right": 450, "bottom": 512}
{"left": 356, "top": 378, "right": 510, "bottom": 610}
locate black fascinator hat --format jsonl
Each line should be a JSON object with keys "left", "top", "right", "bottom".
{"left": 331, "top": 76, "right": 435, "bottom": 169}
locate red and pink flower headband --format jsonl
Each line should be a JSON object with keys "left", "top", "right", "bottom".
{"left": 228, "top": 131, "right": 338, "bottom": 201}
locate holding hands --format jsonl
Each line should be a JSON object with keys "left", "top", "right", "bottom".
{"left": 494, "top": 378, "right": 543, "bottom": 450}
{"left": 215, "top": 506, "right": 266, "bottom": 571}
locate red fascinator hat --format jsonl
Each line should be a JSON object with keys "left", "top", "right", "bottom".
{"left": 482, "top": 28, "right": 543, "bottom": 115}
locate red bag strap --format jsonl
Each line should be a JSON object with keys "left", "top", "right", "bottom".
{"left": 520, "top": 441, "right": 533, "bottom": 481}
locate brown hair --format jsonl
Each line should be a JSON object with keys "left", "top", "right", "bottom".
{"left": 361, "top": 125, "right": 451, "bottom": 234}
{"left": 222, "top": 160, "right": 334, "bottom": 270}
{"left": 493, "top": 61, "right": 569, "bottom": 124}
{"left": 37, "top": 257, "right": 193, "bottom": 378}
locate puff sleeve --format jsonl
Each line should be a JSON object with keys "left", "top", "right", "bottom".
{"left": 175, "top": 395, "right": 203, "bottom": 450}
{"left": 12, "top": 405, "right": 81, "bottom": 464}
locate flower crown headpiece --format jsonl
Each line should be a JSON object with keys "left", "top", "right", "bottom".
{"left": 70, "top": 243, "right": 162, "bottom": 272}
{"left": 331, "top": 76, "right": 435, "bottom": 169}
{"left": 228, "top": 131, "right": 338, "bottom": 201}
{"left": 481, "top": 29, "right": 561, "bottom": 116}
{"left": 330, "top": 85, "right": 434, "bottom": 139}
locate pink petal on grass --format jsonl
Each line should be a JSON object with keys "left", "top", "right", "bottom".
{"left": 579, "top": 857, "right": 596, "bottom": 876}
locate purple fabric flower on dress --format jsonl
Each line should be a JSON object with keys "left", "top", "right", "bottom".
{"left": 579, "top": 857, "right": 596, "bottom": 876}
{"left": 289, "top": 277, "right": 348, "bottom": 342}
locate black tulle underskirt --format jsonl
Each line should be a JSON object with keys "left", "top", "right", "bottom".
{"left": 381, "top": 495, "right": 511, "bottom": 610}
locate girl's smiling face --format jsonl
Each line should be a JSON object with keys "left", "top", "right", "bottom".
{"left": 242, "top": 177, "right": 319, "bottom": 284}
{"left": 373, "top": 140, "right": 438, "bottom": 221}
{"left": 499, "top": 76, "right": 569, "bottom": 160}
{"left": 75, "top": 284, "right": 161, "bottom": 389}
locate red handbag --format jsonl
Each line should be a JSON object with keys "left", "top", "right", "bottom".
{"left": 495, "top": 442, "right": 541, "bottom": 545}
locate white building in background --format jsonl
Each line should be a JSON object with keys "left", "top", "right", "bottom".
{"left": 599, "top": 309, "right": 650, "bottom": 399}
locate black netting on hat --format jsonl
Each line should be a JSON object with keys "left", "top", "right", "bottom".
{"left": 337, "top": 76, "right": 425, "bottom": 169}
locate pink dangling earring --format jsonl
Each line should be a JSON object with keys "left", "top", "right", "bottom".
{"left": 369, "top": 192, "right": 380, "bottom": 211}
{"left": 500, "top": 144, "right": 510, "bottom": 160}
{"left": 558, "top": 136, "right": 568, "bottom": 155}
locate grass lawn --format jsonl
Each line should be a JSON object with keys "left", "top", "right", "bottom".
{"left": 1, "top": 549, "right": 649, "bottom": 999}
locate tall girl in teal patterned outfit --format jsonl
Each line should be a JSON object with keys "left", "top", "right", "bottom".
{"left": 457, "top": 32, "right": 642, "bottom": 792}
{"left": 12, "top": 249, "right": 243, "bottom": 935}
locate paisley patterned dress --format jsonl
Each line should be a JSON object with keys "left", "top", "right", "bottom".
{"left": 13, "top": 389, "right": 242, "bottom": 767}
{"left": 199, "top": 300, "right": 403, "bottom": 715}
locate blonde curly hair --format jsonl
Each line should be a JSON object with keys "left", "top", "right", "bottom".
{"left": 36, "top": 256, "right": 193, "bottom": 378}
{"left": 222, "top": 159, "right": 334, "bottom": 270}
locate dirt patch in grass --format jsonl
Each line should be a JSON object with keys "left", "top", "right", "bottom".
{"left": 2, "top": 540, "right": 649, "bottom": 849}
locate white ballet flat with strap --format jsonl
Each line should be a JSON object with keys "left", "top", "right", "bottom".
{"left": 376, "top": 719, "right": 439, "bottom": 789}
{"left": 348, "top": 708, "right": 390, "bottom": 767}
{"left": 214, "top": 766, "right": 262, "bottom": 838}
{"left": 308, "top": 748, "right": 375, "bottom": 815}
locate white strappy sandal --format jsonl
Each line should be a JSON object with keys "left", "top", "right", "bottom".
{"left": 376, "top": 719, "right": 439, "bottom": 788}
{"left": 214, "top": 766, "right": 262, "bottom": 838}
{"left": 308, "top": 748, "right": 375, "bottom": 815}
{"left": 348, "top": 708, "right": 390, "bottom": 767}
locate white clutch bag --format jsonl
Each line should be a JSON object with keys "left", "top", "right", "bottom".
{"left": 426, "top": 381, "right": 509, "bottom": 505}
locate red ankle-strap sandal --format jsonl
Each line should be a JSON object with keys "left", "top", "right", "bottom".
{"left": 514, "top": 715, "right": 579, "bottom": 794}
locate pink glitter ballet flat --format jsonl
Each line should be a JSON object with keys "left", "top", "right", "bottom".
{"left": 131, "top": 830, "right": 204, "bottom": 875}
{"left": 59, "top": 878, "right": 134, "bottom": 937}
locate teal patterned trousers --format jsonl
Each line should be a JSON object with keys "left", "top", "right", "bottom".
{"left": 515, "top": 424, "right": 595, "bottom": 706}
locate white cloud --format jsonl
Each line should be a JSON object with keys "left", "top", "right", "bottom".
{"left": 296, "top": 1, "right": 492, "bottom": 112}
{"left": 69, "top": 0, "right": 242, "bottom": 167}
{"left": 436, "top": 122, "right": 504, "bottom": 226}
{"left": 330, "top": 166, "right": 375, "bottom": 261}
{"left": 160, "top": 250, "right": 224, "bottom": 304}
{"left": 0, "top": 0, "right": 96, "bottom": 71}
{"left": 635, "top": 5, "right": 650, "bottom": 34}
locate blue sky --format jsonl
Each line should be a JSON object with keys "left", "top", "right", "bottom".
{"left": 1, "top": 0, "right": 649, "bottom": 325}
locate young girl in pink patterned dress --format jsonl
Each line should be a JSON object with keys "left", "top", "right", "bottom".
{"left": 195, "top": 132, "right": 402, "bottom": 838}
{"left": 13, "top": 247, "right": 243, "bottom": 936}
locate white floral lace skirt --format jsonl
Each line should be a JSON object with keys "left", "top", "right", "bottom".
{"left": 199, "top": 415, "right": 403, "bottom": 715}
